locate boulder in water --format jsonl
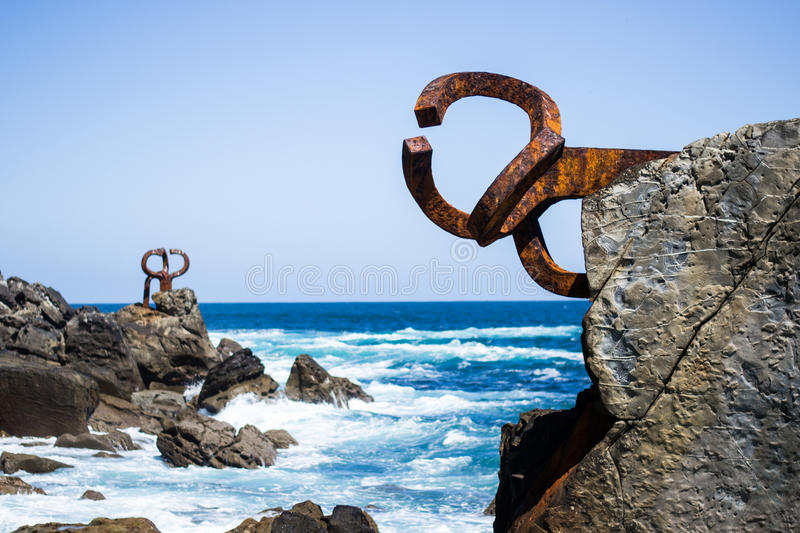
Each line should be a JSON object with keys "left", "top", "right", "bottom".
{"left": 285, "top": 354, "right": 373, "bottom": 408}
{"left": 156, "top": 412, "right": 277, "bottom": 469}
{"left": 198, "top": 348, "right": 279, "bottom": 413}
{"left": 0, "top": 452, "right": 72, "bottom": 474}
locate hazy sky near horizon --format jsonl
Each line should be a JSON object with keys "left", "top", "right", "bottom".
{"left": 1, "top": 1, "right": 798, "bottom": 303}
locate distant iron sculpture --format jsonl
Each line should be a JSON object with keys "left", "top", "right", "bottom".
{"left": 402, "top": 72, "right": 677, "bottom": 298}
{"left": 141, "top": 248, "right": 189, "bottom": 306}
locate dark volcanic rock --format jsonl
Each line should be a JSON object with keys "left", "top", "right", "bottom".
{"left": 80, "top": 489, "right": 105, "bottom": 500}
{"left": 285, "top": 354, "right": 373, "bottom": 408}
{"left": 64, "top": 307, "right": 144, "bottom": 399}
{"left": 199, "top": 348, "right": 279, "bottom": 413}
{"left": 115, "top": 288, "right": 222, "bottom": 386}
{"left": 200, "top": 348, "right": 264, "bottom": 400}
{"left": 271, "top": 512, "right": 326, "bottom": 533}
{"left": 227, "top": 501, "right": 379, "bottom": 533}
{"left": 0, "top": 354, "right": 99, "bottom": 437}
{"left": 0, "top": 475, "right": 46, "bottom": 495}
{"left": 11, "top": 517, "right": 161, "bottom": 532}
{"left": 0, "top": 452, "right": 72, "bottom": 474}
{"left": 55, "top": 430, "right": 139, "bottom": 452}
{"left": 496, "top": 119, "right": 800, "bottom": 532}
{"left": 327, "top": 505, "right": 379, "bottom": 533}
{"left": 156, "top": 412, "right": 276, "bottom": 469}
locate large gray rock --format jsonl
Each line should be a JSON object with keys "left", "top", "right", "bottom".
{"left": 115, "top": 288, "right": 222, "bottom": 386}
{"left": 63, "top": 307, "right": 144, "bottom": 399}
{"left": 285, "top": 354, "right": 373, "bottom": 408}
{"left": 156, "top": 412, "right": 277, "bottom": 469}
{"left": 199, "top": 348, "right": 279, "bottom": 413}
{"left": 497, "top": 119, "right": 800, "bottom": 532}
{"left": 0, "top": 354, "right": 99, "bottom": 437}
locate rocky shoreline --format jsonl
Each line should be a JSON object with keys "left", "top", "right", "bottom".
{"left": 0, "top": 274, "right": 377, "bottom": 532}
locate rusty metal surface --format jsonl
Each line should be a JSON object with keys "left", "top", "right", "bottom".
{"left": 141, "top": 248, "right": 189, "bottom": 306}
{"left": 402, "top": 72, "right": 677, "bottom": 298}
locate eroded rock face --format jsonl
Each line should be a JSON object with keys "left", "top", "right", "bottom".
{"left": 0, "top": 354, "right": 99, "bottom": 437}
{"left": 115, "top": 288, "right": 222, "bottom": 386}
{"left": 498, "top": 119, "right": 800, "bottom": 532}
{"left": 64, "top": 307, "right": 144, "bottom": 400}
{"left": 156, "top": 412, "right": 277, "bottom": 469}
{"left": 285, "top": 354, "right": 373, "bottom": 408}
{"left": 199, "top": 348, "right": 279, "bottom": 413}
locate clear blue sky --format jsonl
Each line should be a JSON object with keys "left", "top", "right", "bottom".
{"left": 1, "top": 1, "right": 798, "bottom": 302}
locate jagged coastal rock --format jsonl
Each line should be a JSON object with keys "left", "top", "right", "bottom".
{"left": 115, "top": 288, "right": 222, "bottom": 387}
{"left": 198, "top": 348, "right": 279, "bottom": 413}
{"left": 495, "top": 119, "right": 800, "bottom": 532}
{"left": 227, "top": 501, "right": 379, "bottom": 533}
{"left": 285, "top": 354, "right": 373, "bottom": 408}
{"left": 63, "top": 306, "right": 144, "bottom": 399}
{"left": 0, "top": 475, "right": 46, "bottom": 495}
{"left": 156, "top": 411, "right": 292, "bottom": 469}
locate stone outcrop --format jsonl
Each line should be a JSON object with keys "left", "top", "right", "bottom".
{"left": 0, "top": 452, "right": 72, "bottom": 474}
{"left": 89, "top": 391, "right": 187, "bottom": 434}
{"left": 0, "top": 476, "right": 46, "bottom": 495}
{"left": 11, "top": 518, "right": 161, "bottom": 533}
{"left": 115, "top": 288, "right": 222, "bottom": 387}
{"left": 285, "top": 354, "right": 373, "bottom": 408}
{"left": 63, "top": 307, "right": 144, "bottom": 400}
{"left": 55, "top": 430, "right": 139, "bottom": 452}
{"left": 156, "top": 411, "right": 278, "bottom": 469}
{"left": 0, "top": 354, "right": 99, "bottom": 437}
{"left": 495, "top": 119, "right": 800, "bottom": 532}
{"left": 0, "top": 276, "right": 74, "bottom": 360}
{"left": 226, "top": 501, "right": 379, "bottom": 533}
{"left": 198, "top": 348, "right": 279, "bottom": 413}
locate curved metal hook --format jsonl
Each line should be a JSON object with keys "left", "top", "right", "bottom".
{"left": 140, "top": 248, "right": 190, "bottom": 306}
{"left": 402, "top": 72, "right": 677, "bottom": 299}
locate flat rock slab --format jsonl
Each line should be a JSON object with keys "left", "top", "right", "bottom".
{"left": 0, "top": 452, "right": 72, "bottom": 474}
{"left": 11, "top": 517, "right": 161, "bottom": 533}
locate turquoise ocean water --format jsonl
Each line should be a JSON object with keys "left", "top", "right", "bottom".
{"left": 0, "top": 301, "right": 590, "bottom": 532}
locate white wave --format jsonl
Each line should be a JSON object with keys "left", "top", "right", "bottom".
{"left": 408, "top": 455, "right": 472, "bottom": 474}
{"left": 442, "top": 430, "right": 483, "bottom": 447}
{"left": 211, "top": 324, "right": 578, "bottom": 344}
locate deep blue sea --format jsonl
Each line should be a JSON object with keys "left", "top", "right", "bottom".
{"left": 0, "top": 301, "right": 591, "bottom": 533}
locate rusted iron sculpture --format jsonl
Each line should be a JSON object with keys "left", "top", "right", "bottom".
{"left": 402, "top": 72, "right": 676, "bottom": 298}
{"left": 141, "top": 248, "right": 189, "bottom": 306}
